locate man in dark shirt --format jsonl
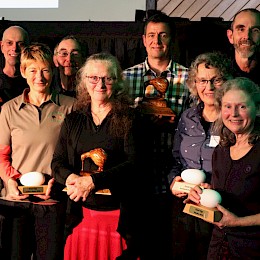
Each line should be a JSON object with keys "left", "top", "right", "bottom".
{"left": 0, "top": 25, "right": 29, "bottom": 258}
{"left": 53, "top": 35, "right": 83, "bottom": 97}
{"left": 0, "top": 25, "right": 29, "bottom": 108}
{"left": 227, "top": 8, "right": 260, "bottom": 85}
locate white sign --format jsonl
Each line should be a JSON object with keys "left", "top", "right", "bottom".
{"left": 0, "top": 0, "right": 58, "bottom": 8}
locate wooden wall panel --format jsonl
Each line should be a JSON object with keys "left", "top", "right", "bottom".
{"left": 157, "top": 0, "right": 171, "bottom": 10}
{"left": 209, "top": 0, "right": 236, "bottom": 18}
{"left": 169, "top": 0, "right": 196, "bottom": 17}
{"left": 240, "top": 0, "right": 260, "bottom": 10}
{"left": 221, "top": 0, "right": 253, "bottom": 20}
{"left": 191, "top": 0, "right": 223, "bottom": 21}
{"left": 181, "top": 0, "right": 210, "bottom": 20}
{"left": 160, "top": 0, "right": 183, "bottom": 16}
{"left": 156, "top": 0, "right": 260, "bottom": 21}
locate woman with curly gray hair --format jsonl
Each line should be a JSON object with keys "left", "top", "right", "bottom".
{"left": 168, "top": 52, "right": 233, "bottom": 260}
{"left": 52, "top": 52, "right": 141, "bottom": 260}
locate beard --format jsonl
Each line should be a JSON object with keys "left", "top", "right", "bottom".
{"left": 234, "top": 39, "right": 259, "bottom": 58}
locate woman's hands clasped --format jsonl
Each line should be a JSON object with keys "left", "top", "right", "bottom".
{"left": 65, "top": 173, "right": 95, "bottom": 202}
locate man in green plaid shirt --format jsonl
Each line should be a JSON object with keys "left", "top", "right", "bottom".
{"left": 123, "top": 12, "right": 189, "bottom": 194}
{"left": 123, "top": 11, "right": 189, "bottom": 259}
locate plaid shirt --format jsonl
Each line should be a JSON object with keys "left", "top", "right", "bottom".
{"left": 123, "top": 58, "right": 189, "bottom": 193}
{"left": 123, "top": 58, "right": 189, "bottom": 116}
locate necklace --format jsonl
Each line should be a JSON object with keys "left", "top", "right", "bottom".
{"left": 91, "top": 104, "right": 111, "bottom": 127}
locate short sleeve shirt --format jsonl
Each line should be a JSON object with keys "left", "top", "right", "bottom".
{"left": 0, "top": 89, "right": 75, "bottom": 176}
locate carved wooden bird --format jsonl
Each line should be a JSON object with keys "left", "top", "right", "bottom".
{"left": 81, "top": 148, "right": 107, "bottom": 172}
{"left": 145, "top": 77, "right": 169, "bottom": 98}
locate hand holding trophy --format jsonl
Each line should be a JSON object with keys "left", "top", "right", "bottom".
{"left": 183, "top": 188, "right": 223, "bottom": 223}
{"left": 172, "top": 169, "right": 206, "bottom": 194}
{"left": 18, "top": 171, "right": 47, "bottom": 195}
{"left": 80, "top": 148, "right": 111, "bottom": 195}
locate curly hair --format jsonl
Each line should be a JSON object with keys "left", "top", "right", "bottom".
{"left": 75, "top": 52, "right": 134, "bottom": 139}
{"left": 213, "top": 77, "right": 260, "bottom": 147}
{"left": 186, "top": 52, "right": 233, "bottom": 101}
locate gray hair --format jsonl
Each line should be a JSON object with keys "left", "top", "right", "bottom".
{"left": 186, "top": 52, "right": 233, "bottom": 100}
{"left": 214, "top": 77, "right": 260, "bottom": 146}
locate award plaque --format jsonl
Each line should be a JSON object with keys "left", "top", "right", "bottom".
{"left": 18, "top": 171, "right": 47, "bottom": 194}
{"left": 80, "top": 148, "right": 111, "bottom": 195}
{"left": 172, "top": 169, "right": 206, "bottom": 193}
{"left": 172, "top": 181, "right": 197, "bottom": 193}
{"left": 140, "top": 77, "right": 175, "bottom": 117}
{"left": 183, "top": 202, "right": 223, "bottom": 223}
{"left": 18, "top": 185, "right": 48, "bottom": 195}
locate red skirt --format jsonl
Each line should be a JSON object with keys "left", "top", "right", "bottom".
{"left": 64, "top": 207, "right": 127, "bottom": 260}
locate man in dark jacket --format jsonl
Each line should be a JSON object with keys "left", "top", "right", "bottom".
{"left": 0, "top": 25, "right": 29, "bottom": 108}
{"left": 227, "top": 8, "right": 260, "bottom": 86}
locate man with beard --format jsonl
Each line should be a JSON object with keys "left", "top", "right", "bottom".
{"left": 53, "top": 35, "right": 83, "bottom": 97}
{"left": 123, "top": 11, "right": 189, "bottom": 259}
{"left": 0, "top": 25, "right": 29, "bottom": 108}
{"left": 227, "top": 8, "right": 260, "bottom": 86}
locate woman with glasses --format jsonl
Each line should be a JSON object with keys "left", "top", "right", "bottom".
{"left": 168, "top": 52, "right": 233, "bottom": 260}
{"left": 188, "top": 77, "right": 260, "bottom": 259}
{"left": 52, "top": 52, "right": 142, "bottom": 259}
{"left": 0, "top": 43, "right": 75, "bottom": 259}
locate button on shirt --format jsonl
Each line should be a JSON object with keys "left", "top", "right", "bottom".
{"left": 168, "top": 102, "right": 219, "bottom": 184}
{"left": 123, "top": 58, "right": 189, "bottom": 193}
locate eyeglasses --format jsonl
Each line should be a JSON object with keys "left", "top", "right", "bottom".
{"left": 86, "top": 76, "right": 117, "bottom": 85}
{"left": 56, "top": 50, "right": 81, "bottom": 58}
{"left": 195, "top": 77, "right": 224, "bottom": 87}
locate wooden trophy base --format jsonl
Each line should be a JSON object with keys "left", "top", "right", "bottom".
{"left": 18, "top": 185, "right": 48, "bottom": 195}
{"left": 172, "top": 181, "right": 197, "bottom": 193}
{"left": 80, "top": 171, "right": 111, "bottom": 195}
{"left": 140, "top": 102, "right": 175, "bottom": 117}
{"left": 183, "top": 202, "right": 222, "bottom": 223}
{"left": 95, "top": 189, "right": 111, "bottom": 195}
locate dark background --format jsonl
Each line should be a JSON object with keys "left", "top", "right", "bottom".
{"left": 0, "top": 19, "right": 232, "bottom": 69}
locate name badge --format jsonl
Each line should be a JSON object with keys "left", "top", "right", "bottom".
{"left": 209, "top": 135, "right": 220, "bottom": 147}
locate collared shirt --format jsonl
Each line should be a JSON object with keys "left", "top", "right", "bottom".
{"left": 0, "top": 89, "right": 75, "bottom": 182}
{"left": 123, "top": 58, "right": 189, "bottom": 193}
{"left": 123, "top": 58, "right": 189, "bottom": 116}
{"left": 168, "top": 102, "right": 219, "bottom": 185}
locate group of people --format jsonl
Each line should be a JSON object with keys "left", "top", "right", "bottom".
{"left": 0, "top": 7, "right": 259, "bottom": 260}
